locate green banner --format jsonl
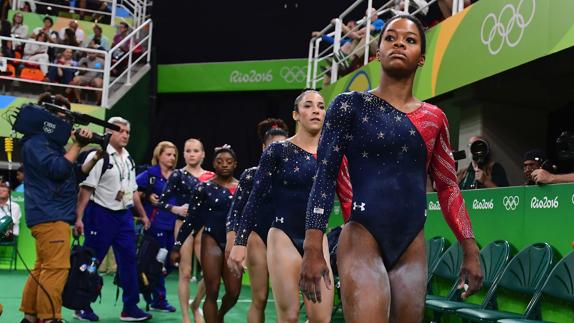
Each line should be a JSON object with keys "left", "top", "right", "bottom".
{"left": 425, "top": 183, "right": 574, "bottom": 257}
{"left": 321, "top": 0, "right": 574, "bottom": 104}
{"left": 157, "top": 58, "right": 310, "bottom": 93}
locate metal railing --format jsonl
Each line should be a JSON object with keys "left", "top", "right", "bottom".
{"left": 10, "top": 0, "right": 148, "bottom": 27}
{"left": 0, "top": 19, "right": 152, "bottom": 108}
{"left": 307, "top": 0, "right": 467, "bottom": 88}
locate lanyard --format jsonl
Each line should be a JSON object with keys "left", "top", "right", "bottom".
{"left": 111, "top": 153, "right": 130, "bottom": 182}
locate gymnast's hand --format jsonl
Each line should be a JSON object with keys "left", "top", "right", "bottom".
{"left": 227, "top": 245, "right": 247, "bottom": 278}
{"left": 459, "top": 239, "right": 483, "bottom": 299}
{"left": 299, "top": 247, "right": 332, "bottom": 303}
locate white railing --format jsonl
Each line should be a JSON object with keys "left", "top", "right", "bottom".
{"left": 10, "top": 0, "right": 149, "bottom": 27}
{"left": 307, "top": 0, "right": 467, "bottom": 89}
{"left": 0, "top": 19, "right": 152, "bottom": 108}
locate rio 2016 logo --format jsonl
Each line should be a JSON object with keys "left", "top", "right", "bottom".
{"left": 473, "top": 198, "right": 494, "bottom": 210}
{"left": 530, "top": 196, "right": 559, "bottom": 209}
{"left": 480, "top": 0, "right": 536, "bottom": 55}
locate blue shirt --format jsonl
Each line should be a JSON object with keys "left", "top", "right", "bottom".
{"left": 136, "top": 165, "right": 177, "bottom": 231}
{"left": 20, "top": 134, "right": 77, "bottom": 227}
{"left": 372, "top": 18, "right": 385, "bottom": 33}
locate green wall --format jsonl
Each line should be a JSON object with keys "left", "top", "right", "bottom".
{"left": 106, "top": 72, "right": 151, "bottom": 164}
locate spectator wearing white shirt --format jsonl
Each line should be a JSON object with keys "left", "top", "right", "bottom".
{"left": 0, "top": 182, "right": 21, "bottom": 240}
{"left": 11, "top": 12, "right": 29, "bottom": 39}
{"left": 59, "top": 20, "right": 85, "bottom": 44}
{"left": 23, "top": 31, "right": 49, "bottom": 74}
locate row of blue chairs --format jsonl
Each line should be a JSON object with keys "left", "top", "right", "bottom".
{"left": 425, "top": 238, "right": 574, "bottom": 322}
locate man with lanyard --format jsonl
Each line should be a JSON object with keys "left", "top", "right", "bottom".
{"left": 0, "top": 182, "right": 20, "bottom": 241}
{"left": 74, "top": 116, "right": 152, "bottom": 322}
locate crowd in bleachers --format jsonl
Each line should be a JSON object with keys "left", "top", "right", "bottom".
{"left": 1, "top": 1, "right": 138, "bottom": 105}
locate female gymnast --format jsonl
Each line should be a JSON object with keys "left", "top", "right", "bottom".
{"left": 228, "top": 90, "right": 334, "bottom": 323}
{"left": 173, "top": 146, "right": 240, "bottom": 323}
{"left": 225, "top": 118, "right": 289, "bottom": 323}
{"left": 161, "top": 138, "right": 214, "bottom": 323}
{"left": 300, "top": 15, "right": 483, "bottom": 323}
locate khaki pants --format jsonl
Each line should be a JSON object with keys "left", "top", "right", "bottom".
{"left": 20, "top": 221, "right": 70, "bottom": 320}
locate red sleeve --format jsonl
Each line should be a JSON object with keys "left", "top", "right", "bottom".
{"left": 429, "top": 114, "right": 475, "bottom": 241}
{"left": 335, "top": 155, "right": 352, "bottom": 223}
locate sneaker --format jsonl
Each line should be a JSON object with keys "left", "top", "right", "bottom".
{"left": 150, "top": 301, "right": 176, "bottom": 313}
{"left": 74, "top": 310, "right": 100, "bottom": 321}
{"left": 120, "top": 307, "right": 152, "bottom": 321}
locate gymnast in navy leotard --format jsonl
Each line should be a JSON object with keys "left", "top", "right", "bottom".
{"left": 175, "top": 145, "right": 240, "bottom": 323}
{"left": 300, "top": 15, "right": 483, "bottom": 323}
{"left": 161, "top": 138, "right": 213, "bottom": 323}
{"left": 225, "top": 119, "right": 288, "bottom": 323}
{"left": 229, "top": 90, "right": 339, "bottom": 323}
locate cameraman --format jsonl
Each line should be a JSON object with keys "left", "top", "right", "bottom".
{"left": 530, "top": 132, "right": 574, "bottom": 184}
{"left": 19, "top": 94, "right": 93, "bottom": 323}
{"left": 523, "top": 149, "right": 546, "bottom": 185}
{"left": 458, "top": 136, "right": 509, "bottom": 189}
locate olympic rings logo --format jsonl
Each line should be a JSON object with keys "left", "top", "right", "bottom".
{"left": 480, "top": 0, "right": 536, "bottom": 55}
{"left": 503, "top": 195, "right": 520, "bottom": 211}
{"left": 280, "top": 66, "right": 307, "bottom": 83}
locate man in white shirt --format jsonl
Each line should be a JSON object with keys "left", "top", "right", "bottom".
{"left": 58, "top": 20, "right": 85, "bottom": 43}
{"left": 0, "top": 183, "right": 20, "bottom": 239}
{"left": 74, "top": 117, "right": 152, "bottom": 322}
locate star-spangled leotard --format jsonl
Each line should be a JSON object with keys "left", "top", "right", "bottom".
{"left": 234, "top": 141, "right": 353, "bottom": 255}
{"left": 175, "top": 180, "right": 237, "bottom": 250}
{"left": 306, "top": 91, "right": 474, "bottom": 269}
{"left": 158, "top": 169, "right": 214, "bottom": 234}
{"left": 226, "top": 167, "right": 273, "bottom": 244}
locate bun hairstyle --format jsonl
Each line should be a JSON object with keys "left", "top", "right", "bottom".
{"left": 293, "top": 89, "right": 321, "bottom": 112}
{"left": 257, "top": 118, "right": 289, "bottom": 144}
{"left": 214, "top": 144, "right": 237, "bottom": 160}
{"left": 378, "top": 14, "right": 427, "bottom": 55}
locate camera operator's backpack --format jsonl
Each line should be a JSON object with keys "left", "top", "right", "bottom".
{"left": 62, "top": 239, "right": 103, "bottom": 310}
{"left": 114, "top": 233, "right": 163, "bottom": 310}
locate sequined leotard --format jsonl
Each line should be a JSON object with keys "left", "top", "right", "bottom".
{"left": 158, "top": 169, "right": 214, "bottom": 234}
{"left": 226, "top": 167, "right": 274, "bottom": 244}
{"left": 306, "top": 91, "right": 474, "bottom": 268}
{"left": 234, "top": 141, "right": 352, "bottom": 255}
{"left": 176, "top": 181, "right": 237, "bottom": 250}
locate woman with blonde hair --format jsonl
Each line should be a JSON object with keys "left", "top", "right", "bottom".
{"left": 160, "top": 138, "right": 214, "bottom": 323}
{"left": 135, "top": 141, "right": 179, "bottom": 312}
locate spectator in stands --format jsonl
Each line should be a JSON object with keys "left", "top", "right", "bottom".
{"left": 523, "top": 149, "right": 546, "bottom": 185}
{"left": 22, "top": 31, "right": 49, "bottom": 75}
{"left": 60, "top": 28, "right": 80, "bottom": 48}
{"left": 0, "top": 182, "right": 21, "bottom": 242}
{"left": 67, "top": 48, "right": 104, "bottom": 104}
{"left": 112, "top": 22, "right": 130, "bottom": 53}
{"left": 11, "top": 12, "right": 29, "bottom": 49}
{"left": 59, "top": 20, "right": 85, "bottom": 44}
{"left": 78, "top": 0, "right": 110, "bottom": 24}
{"left": 47, "top": 48, "right": 77, "bottom": 84}
{"left": 84, "top": 24, "right": 110, "bottom": 50}
{"left": 348, "top": 8, "right": 385, "bottom": 65}
{"left": 19, "top": 1, "right": 35, "bottom": 13}
{"left": 32, "top": 16, "right": 59, "bottom": 43}
{"left": 15, "top": 167, "right": 25, "bottom": 193}
{"left": 457, "top": 136, "right": 510, "bottom": 189}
